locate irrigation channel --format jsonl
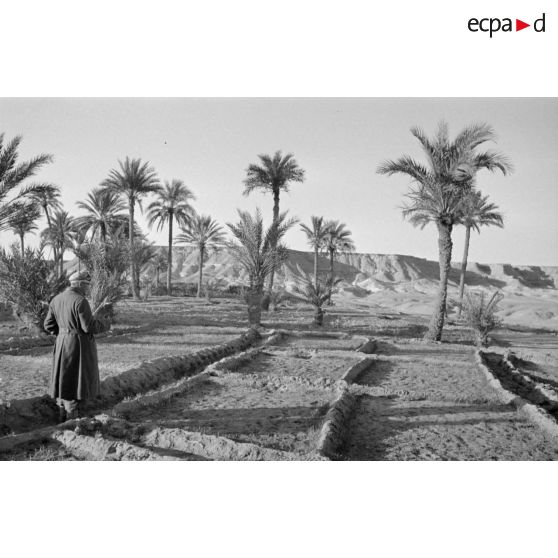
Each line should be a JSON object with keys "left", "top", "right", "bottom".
{"left": 2, "top": 329, "right": 558, "bottom": 461}
{"left": 338, "top": 340, "right": 558, "bottom": 460}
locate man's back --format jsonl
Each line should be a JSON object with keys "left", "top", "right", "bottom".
{"left": 46, "top": 287, "right": 106, "bottom": 336}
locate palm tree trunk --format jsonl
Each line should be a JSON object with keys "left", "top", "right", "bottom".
{"left": 327, "top": 248, "right": 334, "bottom": 304}
{"left": 167, "top": 213, "right": 173, "bottom": 296}
{"left": 44, "top": 205, "right": 57, "bottom": 264}
{"left": 246, "top": 285, "right": 263, "bottom": 326}
{"left": 59, "top": 242, "right": 64, "bottom": 277}
{"left": 457, "top": 226, "right": 471, "bottom": 318}
{"left": 313, "top": 306, "right": 324, "bottom": 326}
{"left": 264, "top": 190, "right": 281, "bottom": 306}
{"left": 197, "top": 246, "right": 204, "bottom": 298}
{"left": 314, "top": 245, "right": 319, "bottom": 290}
{"left": 129, "top": 199, "right": 140, "bottom": 300}
{"left": 19, "top": 233, "right": 25, "bottom": 255}
{"left": 425, "top": 223, "right": 453, "bottom": 342}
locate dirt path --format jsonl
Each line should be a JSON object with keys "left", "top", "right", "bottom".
{"left": 341, "top": 340, "right": 558, "bottom": 460}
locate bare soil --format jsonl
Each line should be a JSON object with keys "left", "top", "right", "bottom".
{"left": 124, "top": 337, "right": 362, "bottom": 456}
{"left": 341, "top": 339, "right": 558, "bottom": 460}
{"left": 492, "top": 329, "right": 558, "bottom": 385}
{"left": 0, "top": 325, "right": 241, "bottom": 401}
{"left": 2, "top": 296, "right": 558, "bottom": 460}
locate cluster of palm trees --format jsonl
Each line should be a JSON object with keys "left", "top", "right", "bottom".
{"left": 378, "top": 121, "right": 509, "bottom": 341}
{"left": 0, "top": 140, "right": 315, "bottom": 317}
{"left": 0, "top": 140, "right": 227, "bottom": 300}
{"left": 1, "top": 122, "right": 510, "bottom": 339}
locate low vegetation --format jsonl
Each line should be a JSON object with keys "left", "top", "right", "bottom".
{"left": 0, "top": 246, "right": 67, "bottom": 334}
{"left": 291, "top": 270, "right": 341, "bottom": 326}
{"left": 460, "top": 289, "right": 504, "bottom": 347}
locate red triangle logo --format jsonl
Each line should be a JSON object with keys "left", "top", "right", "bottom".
{"left": 516, "top": 19, "right": 530, "bottom": 31}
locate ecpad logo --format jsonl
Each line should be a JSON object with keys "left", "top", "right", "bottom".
{"left": 468, "top": 13, "right": 546, "bottom": 37}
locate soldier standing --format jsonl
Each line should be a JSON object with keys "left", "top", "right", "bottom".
{"left": 44, "top": 271, "right": 111, "bottom": 421}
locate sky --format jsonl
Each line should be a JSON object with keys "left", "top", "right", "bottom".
{"left": 1, "top": 97, "right": 557, "bottom": 266}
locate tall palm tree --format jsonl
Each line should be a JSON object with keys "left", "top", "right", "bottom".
{"left": 75, "top": 187, "right": 128, "bottom": 242}
{"left": 243, "top": 151, "right": 305, "bottom": 299}
{"left": 0, "top": 134, "right": 52, "bottom": 234}
{"left": 27, "top": 182, "right": 62, "bottom": 262}
{"left": 41, "top": 210, "right": 77, "bottom": 277}
{"left": 101, "top": 157, "right": 160, "bottom": 299}
{"left": 146, "top": 179, "right": 196, "bottom": 295}
{"left": 227, "top": 209, "right": 296, "bottom": 326}
{"left": 377, "top": 121, "right": 512, "bottom": 341}
{"left": 323, "top": 220, "right": 355, "bottom": 302}
{"left": 457, "top": 190, "right": 504, "bottom": 317}
{"left": 176, "top": 214, "right": 225, "bottom": 297}
{"left": 300, "top": 216, "right": 329, "bottom": 289}
{"left": 8, "top": 203, "right": 41, "bottom": 254}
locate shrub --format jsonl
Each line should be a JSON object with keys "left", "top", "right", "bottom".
{"left": 0, "top": 245, "right": 67, "bottom": 333}
{"left": 79, "top": 241, "right": 128, "bottom": 317}
{"left": 268, "top": 288, "right": 289, "bottom": 312}
{"left": 290, "top": 269, "right": 341, "bottom": 326}
{"left": 460, "top": 290, "right": 504, "bottom": 347}
{"left": 204, "top": 277, "right": 227, "bottom": 301}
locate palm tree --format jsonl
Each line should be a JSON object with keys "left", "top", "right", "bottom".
{"left": 323, "top": 220, "right": 355, "bottom": 303}
{"left": 132, "top": 239, "right": 158, "bottom": 299}
{"left": 8, "top": 203, "right": 41, "bottom": 254}
{"left": 377, "top": 121, "right": 512, "bottom": 341}
{"left": 101, "top": 157, "right": 160, "bottom": 299}
{"left": 176, "top": 214, "right": 225, "bottom": 297}
{"left": 227, "top": 209, "right": 296, "bottom": 326}
{"left": 243, "top": 151, "right": 305, "bottom": 299}
{"left": 41, "top": 210, "right": 77, "bottom": 277}
{"left": 75, "top": 187, "right": 128, "bottom": 242}
{"left": 146, "top": 179, "right": 196, "bottom": 295}
{"left": 0, "top": 134, "right": 52, "bottom": 234}
{"left": 70, "top": 226, "right": 89, "bottom": 275}
{"left": 27, "top": 182, "right": 62, "bottom": 261}
{"left": 291, "top": 270, "right": 342, "bottom": 326}
{"left": 300, "top": 216, "right": 329, "bottom": 289}
{"left": 149, "top": 251, "right": 168, "bottom": 293}
{"left": 457, "top": 190, "right": 504, "bottom": 317}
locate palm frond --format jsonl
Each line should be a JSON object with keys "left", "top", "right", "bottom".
{"left": 243, "top": 150, "right": 305, "bottom": 197}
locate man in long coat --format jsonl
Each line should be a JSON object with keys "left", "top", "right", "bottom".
{"left": 44, "top": 271, "right": 110, "bottom": 421}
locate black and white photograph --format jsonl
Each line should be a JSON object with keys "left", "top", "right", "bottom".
{"left": 1, "top": 97, "right": 557, "bottom": 462}
{"left": 1, "top": 1, "right": 556, "bottom": 557}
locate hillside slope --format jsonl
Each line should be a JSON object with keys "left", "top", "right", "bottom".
{"left": 167, "top": 247, "right": 558, "bottom": 291}
{"left": 66, "top": 247, "right": 558, "bottom": 329}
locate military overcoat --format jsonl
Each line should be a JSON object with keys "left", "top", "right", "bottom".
{"left": 44, "top": 287, "right": 110, "bottom": 401}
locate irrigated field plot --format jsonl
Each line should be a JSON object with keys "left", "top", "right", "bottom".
{"left": 341, "top": 338, "right": 558, "bottom": 461}
{"left": 2, "top": 297, "right": 558, "bottom": 461}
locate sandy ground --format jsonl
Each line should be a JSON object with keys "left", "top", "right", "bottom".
{"left": 491, "top": 329, "right": 558, "bottom": 384}
{"left": 0, "top": 325, "right": 241, "bottom": 401}
{"left": 3, "top": 296, "right": 558, "bottom": 460}
{"left": 125, "top": 335, "right": 361, "bottom": 456}
{"left": 341, "top": 339, "right": 558, "bottom": 460}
